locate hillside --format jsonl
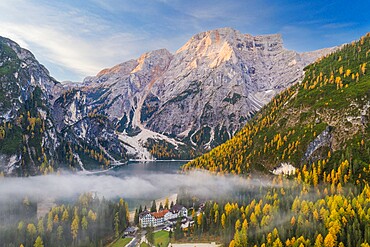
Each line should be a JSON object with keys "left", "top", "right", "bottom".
{"left": 178, "top": 33, "right": 370, "bottom": 247}
{"left": 0, "top": 27, "right": 340, "bottom": 175}
{"left": 0, "top": 37, "right": 63, "bottom": 176}
{"left": 0, "top": 37, "right": 126, "bottom": 175}
{"left": 183, "top": 33, "right": 370, "bottom": 181}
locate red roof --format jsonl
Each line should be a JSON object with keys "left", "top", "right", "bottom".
{"left": 151, "top": 209, "right": 169, "bottom": 219}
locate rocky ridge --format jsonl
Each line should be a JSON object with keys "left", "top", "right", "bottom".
{"left": 68, "top": 28, "right": 337, "bottom": 160}
{"left": 0, "top": 37, "right": 126, "bottom": 175}
{"left": 0, "top": 36, "right": 61, "bottom": 175}
{"left": 0, "top": 27, "right": 339, "bottom": 174}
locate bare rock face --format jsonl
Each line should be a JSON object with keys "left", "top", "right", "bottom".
{"left": 0, "top": 27, "right": 340, "bottom": 173}
{"left": 55, "top": 49, "right": 175, "bottom": 160}
{"left": 0, "top": 36, "right": 127, "bottom": 175}
{"left": 81, "top": 49, "right": 173, "bottom": 123}
{"left": 147, "top": 28, "right": 338, "bottom": 141}
{"left": 0, "top": 37, "right": 62, "bottom": 175}
{"left": 69, "top": 28, "right": 336, "bottom": 159}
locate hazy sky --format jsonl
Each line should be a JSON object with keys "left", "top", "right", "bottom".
{"left": 0, "top": 0, "right": 369, "bottom": 82}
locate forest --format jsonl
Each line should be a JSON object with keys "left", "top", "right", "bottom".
{"left": 1, "top": 19, "right": 370, "bottom": 247}
{"left": 177, "top": 33, "right": 370, "bottom": 246}
{"left": 183, "top": 33, "right": 370, "bottom": 176}
{"left": 0, "top": 193, "right": 129, "bottom": 247}
{"left": 175, "top": 160, "right": 370, "bottom": 247}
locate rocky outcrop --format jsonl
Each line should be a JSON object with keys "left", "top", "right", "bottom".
{"left": 303, "top": 126, "right": 333, "bottom": 162}
{"left": 0, "top": 37, "right": 62, "bottom": 174}
{"left": 0, "top": 27, "right": 339, "bottom": 172}
{"left": 71, "top": 28, "right": 337, "bottom": 159}
{"left": 0, "top": 37, "right": 127, "bottom": 175}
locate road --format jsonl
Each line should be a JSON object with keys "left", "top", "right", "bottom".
{"left": 126, "top": 237, "right": 139, "bottom": 247}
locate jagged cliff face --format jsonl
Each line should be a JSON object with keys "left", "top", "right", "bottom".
{"left": 183, "top": 32, "right": 370, "bottom": 175}
{"left": 0, "top": 37, "right": 61, "bottom": 118}
{"left": 0, "top": 27, "right": 339, "bottom": 173}
{"left": 0, "top": 37, "right": 126, "bottom": 175}
{"left": 71, "top": 28, "right": 336, "bottom": 159}
{"left": 0, "top": 37, "right": 62, "bottom": 175}
{"left": 147, "top": 29, "right": 335, "bottom": 142}
{"left": 56, "top": 49, "right": 174, "bottom": 160}
{"left": 80, "top": 49, "right": 173, "bottom": 131}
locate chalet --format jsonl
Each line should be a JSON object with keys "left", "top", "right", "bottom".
{"left": 151, "top": 209, "right": 169, "bottom": 226}
{"left": 139, "top": 210, "right": 154, "bottom": 228}
{"left": 170, "top": 204, "right": 188, "bottom": 218}
{"left": 139, "top": 205, "right": 188, "bottom": 228}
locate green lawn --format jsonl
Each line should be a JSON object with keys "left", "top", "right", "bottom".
{"left": 140, "top": 242, "right": 150, "bottom": 247}
{"left": 153, "top": 230, "right": 170, "bottom": 247}
{"left": 111, "top": 237, "right": 133, "bottom": 247}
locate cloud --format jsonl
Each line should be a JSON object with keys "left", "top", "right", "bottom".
{"left": 0, "top": 170, "right": 276, "bottom": 202}
{"left": 1, "top": 24, "right": 102, "bottom": 74}
{"left": 0, "top": 0, "right": 180, "bottom": 81}
{"left": 0, "top": 1, "right": 106, "bottom": 79}
{"left": 0, "top": 0, "right": 365, "bottom": 81}
{"left": 321, "top": 22, "right": 355, "bottom": 29}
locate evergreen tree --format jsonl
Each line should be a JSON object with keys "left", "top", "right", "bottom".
{"left": 134, "top": 209, "right": 139, "bottom": 225}
{"left": 37, "top": 218, "right": 44, "bottom": 236}
{"left": 114, "top": 212, "right": 120, "bottom": 238}
{"left": 147, "top": 226, "right": 154, "bottom": 244}
{"left": 34, "top": 236, "right": 44, "bottom": 247}
{"left": 174, "top": 218, "right": 183, "bottom": 240}
{"left": 150, "top": 200, "right": 157, "bottom": 212}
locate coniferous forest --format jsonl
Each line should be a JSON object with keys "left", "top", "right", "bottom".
{"left": 0, "top": 194, "right": 129, "bottom": 247}
{"left": 0, "top": 4, "right": 370, "bottom": 247}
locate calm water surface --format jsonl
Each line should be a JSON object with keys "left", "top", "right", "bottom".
{"left": 107, "top": 160, "right": 185, "bottom": 176}
{"left": 105, "top": 161, "right": 186, "bottom": 209}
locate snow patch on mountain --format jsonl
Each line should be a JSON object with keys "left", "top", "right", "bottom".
{"left": 60, "top": 28, "right": 338, "bottom": 160}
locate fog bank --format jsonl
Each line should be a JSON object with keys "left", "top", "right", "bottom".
{"left": 0, "top": 170, "right": 275, "bottom": 201}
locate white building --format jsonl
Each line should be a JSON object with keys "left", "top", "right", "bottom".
{"left": 139, "top": 211, "right": 155, "bottom": 228}
{"left": 139, "top": 205, "right": 188, "bottom": 228}
{"left": 170, "top": 204, "right": 188, "bottom": 218}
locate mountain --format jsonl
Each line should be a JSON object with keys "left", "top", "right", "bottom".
{"left": 0, "top": 27, "right": 340, "bottom": 175}
{"left": 0, "top": 37, "right": 126, "bottom": 175}
{"left": 0, "top": 37, "right": 62, "bottom": 175}
{"left": 183, "top": 33, "right": 370, "bottom": 182}
{"left": 66, "top": 27, "right": 336, "bottom": 160}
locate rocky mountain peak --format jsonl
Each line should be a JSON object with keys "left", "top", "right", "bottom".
{"left": 65, "top": 28, "right": 338, "bottom": 161}
{"left": 176, "top": 28, "right": 239, "bottom": 68}
{"left": 0, "top": 28, "right": 340, "bottom": 174}
{"left": 178, "top": 27, "right": 284, "bottom": 53}
{"left": 84, "top": 48, "right": 173, "bottom": 87}
{"left": 177, "top": 27, "right": 241, "bottom": 52}
{"left": 0, "top": 36, "right": 62, "bottom": 103}
{"left": 253, "top": 33, "right": 283, "bottom": 48}
{"left": 130, "top": 48, "right": 173, "bottom": 74}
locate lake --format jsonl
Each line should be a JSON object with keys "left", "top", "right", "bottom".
{"left": 107, "top": 160, "right": 186, "bottom": 177}
{"left": 105, "top": 160, "right": 186, "bottom": 209}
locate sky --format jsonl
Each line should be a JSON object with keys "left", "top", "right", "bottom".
{"left": 0, "top": 0, "right": 369, "bottom": 82}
